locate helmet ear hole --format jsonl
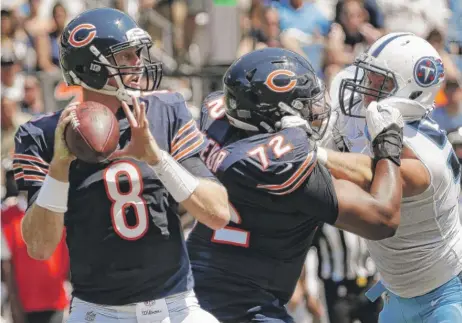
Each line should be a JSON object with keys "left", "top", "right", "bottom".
{"left": 409, "top": 91, "right": 423, "bottom": 100}
{"left": 75, "top": 65, "right": 85, "bottom": 74}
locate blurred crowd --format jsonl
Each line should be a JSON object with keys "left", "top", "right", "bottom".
{"left": 1, "top": 0, "right": 461, "bottom": 323}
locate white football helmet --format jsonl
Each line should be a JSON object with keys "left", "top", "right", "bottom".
{"left": 339, "top": 32, "right": 445, "bottom": 118}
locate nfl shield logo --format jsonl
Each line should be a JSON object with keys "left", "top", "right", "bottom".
{"left": 144, "top": 300, "right": 155, "bottom": 306}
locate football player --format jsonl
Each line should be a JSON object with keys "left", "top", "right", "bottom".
{"left": 14, "top": 8, "right": 229, "bottom": 323}
{"left": 447, "top": 127, "right": 462, "bottom": 222}
{"left": 187, "top": 47, "right": 404, "bottom": 323}
{"left": 320, "top": 33, "right": 462, "bottom": 322}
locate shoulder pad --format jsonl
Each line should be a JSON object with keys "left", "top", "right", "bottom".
{"left": 17, "top": 111, "right": 61, "bottom": 151}
{"left": 220, "top": 127, "right": 317, "bottom": 195}
{"left": 202, "top": 91, "right": 225, "bottom": 118}
{"left": 379, "top": 97, "right": 428, "bottom": 122}
{"left": 199, "top": 92, "right": 235, "bottom": 144}
{"left": 200, "top": 91, "right": 226, "bottom": 131}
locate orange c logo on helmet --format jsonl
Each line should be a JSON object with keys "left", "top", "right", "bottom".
{"left": 264, "top": 69, "right": 297, "bottom": 93}
{"left": 69, "top": 23, "right": 96, "bottom": 48}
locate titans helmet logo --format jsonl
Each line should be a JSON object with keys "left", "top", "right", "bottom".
{"left": 413, "top": 56, "right": 445, "bottom": 88}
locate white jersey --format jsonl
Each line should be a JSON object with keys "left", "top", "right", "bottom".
{"left": 331, "top": 104, "right": 462, "bottom": 298}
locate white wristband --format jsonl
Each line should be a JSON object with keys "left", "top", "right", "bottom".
{"left": 317, "top": 147, "right": 328, "bottom": 166}
{"left": 151, "top": 150, "right": 199, "bottom": 203}
{"left": 35, "top": 175, "right": 70, "bottom": 213}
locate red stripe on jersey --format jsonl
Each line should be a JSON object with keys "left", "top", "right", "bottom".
{"left": 257, "top": 152, "right": 315, "bottom": 192}
{"left": 13, "top": 163, "right": 48, "bottom": 175}
{"left": 13, "top": 154, "right": 49, "bottom": 166}
{"left": 173, "top": 135, "right": 205, "bottom": 161}
{"left": 171, "top": 120, "right": 195, "bottom": 147}
{"left": 171, "top": 128, "right": 202, "bottom": 155}
{"left": 268, "top": 160, "right": 317, "bottom": 196}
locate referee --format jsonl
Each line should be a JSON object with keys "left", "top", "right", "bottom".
{"left": 312, "top": 224, "right": 382, "bottom": 323}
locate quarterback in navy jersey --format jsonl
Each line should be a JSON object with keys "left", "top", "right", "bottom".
{"left": 14, "top": 7, "right": 229, "bottom": 323}
{"left": 187, "top": 47, "right": 405, "bottom": 323}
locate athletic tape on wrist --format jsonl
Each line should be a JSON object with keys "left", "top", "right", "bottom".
{"left": 35, "top": 175, "right": 70, "bottom": 213}
{"left": 151, "top": 151, "right": 199, "bottom": 202}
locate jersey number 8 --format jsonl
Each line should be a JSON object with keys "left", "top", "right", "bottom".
{"left": 103, "top": 161, "right": 149, "bottom": 240}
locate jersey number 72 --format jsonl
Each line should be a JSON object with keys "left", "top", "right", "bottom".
{"left": 211, "top": 135, "right": 293, "bottom": 247}
{"left": 248, "top": 135, "right": 293, "bottom": 170}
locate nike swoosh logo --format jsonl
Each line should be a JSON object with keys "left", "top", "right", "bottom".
{"left": 431, "top": 299, "right": 438, "bottom": 307}
{"left": 276, "top": 163, "right": 293, "bottom": 175}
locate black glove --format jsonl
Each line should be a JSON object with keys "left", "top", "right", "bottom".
{"left": 371, "top": 123, "right": 403, "bottom": 166}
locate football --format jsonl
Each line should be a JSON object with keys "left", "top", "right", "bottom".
{"left": 64, "top": 101, "right": 120, "bottom": 163}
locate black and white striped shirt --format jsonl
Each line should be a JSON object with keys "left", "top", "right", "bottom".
{"left": 312, "top": 224, "right": 377, "bottom": 281}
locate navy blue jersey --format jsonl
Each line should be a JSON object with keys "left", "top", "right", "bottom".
{"left": 187, "top": 91, "right": 339, "bottom": 321}
{"left": 14, "top": 92, "right": 212, "bottom": 305}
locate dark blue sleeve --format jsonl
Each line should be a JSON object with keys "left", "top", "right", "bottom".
{"left": 167, "top": 92, "right": 207, "bottom": 163}
{"left": 13, "top": 113, "right": 58, "bottom": 204}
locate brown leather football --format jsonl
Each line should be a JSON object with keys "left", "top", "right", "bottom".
{"left": 64, "top": 101, "right": 120, "bottom": 163}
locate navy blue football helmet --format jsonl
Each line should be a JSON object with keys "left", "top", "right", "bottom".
{"left": 223, "top": 47, "right": 330, "bottom": 139}
{"left": 60, "top": 8, "right": 162, "bottom": 102}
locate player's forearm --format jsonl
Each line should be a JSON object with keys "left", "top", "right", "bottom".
{"left": 22, "top": 160, "right": 69, "bottom": 260}
{"left": 369, "top": 159, "right": 402, "bottom": 233}
{"left": 22, "top": 204, "right": 64, "bottom": 260}
{"left": 151, "top": 151, "right": 230, "bottom": 230}
{"left": 181, "top": 178, "right": 230, "bottom": 230}
{"left": 334, "top": 159, "right": 401, "bottom": 240}
{"left": 322, "top": 148, "right": 374, "bottom": 190}
{"left": 366, "top": 119, "right": 403, "bottom": 235}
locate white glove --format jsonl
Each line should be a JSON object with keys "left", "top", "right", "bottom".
{"left": 365, "top": 101, "right": 404, "bottom": 142}
{"left": 280, "top": 116, "right": 312, "bottom": 134}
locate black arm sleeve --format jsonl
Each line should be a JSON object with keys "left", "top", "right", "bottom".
{"left": 296, "top": 163, "right": 339, "bottom": 225}
{"left": 180, "top": 155, "right": 220, "bottom": 182}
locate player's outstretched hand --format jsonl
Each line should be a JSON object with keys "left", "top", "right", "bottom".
{"left": 109, "top": 96, "right": 162, "bottom": 165}
{"left": 366, "top": 101, "right": 404, "bottom": 166}
{"left": 52, "top": 103, "right": 78, "bottom": 165}
{"left": 365, "top": 101, "right": 404, "bottom": 142}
